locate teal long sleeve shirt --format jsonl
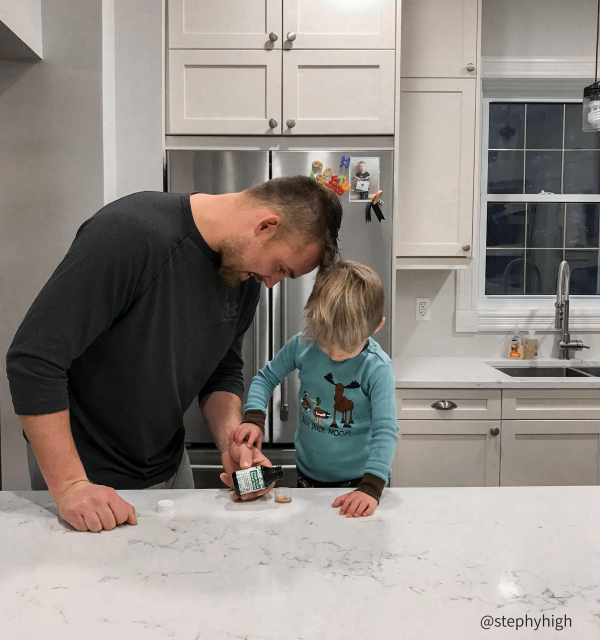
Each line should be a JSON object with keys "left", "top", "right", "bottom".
{"left": 244, "top": 334, "right": 399, "bottom": 488}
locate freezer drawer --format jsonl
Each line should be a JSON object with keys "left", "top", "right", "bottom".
{"left": 188, "top": 447, "right": 297, "bottom": 489}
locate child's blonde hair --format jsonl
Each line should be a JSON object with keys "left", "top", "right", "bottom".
{"left": 303, "top": 261, "right": 384, "bottom": 352}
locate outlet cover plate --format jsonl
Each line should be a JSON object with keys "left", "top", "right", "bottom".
{"left": 416, "top": 297, "right": 431, "bottom": 322}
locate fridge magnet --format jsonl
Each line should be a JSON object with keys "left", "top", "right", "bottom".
{"left": 311, "top": 160, "right": 323, "bottom": 175}
{"left": 349, "top": 157, "right": 380, "bottom": 202}
{"left": 365, "top": 191, "right": 385, "bottom": 223}
{"left": 340, "top": 155, "right": 350, "bottom": 169}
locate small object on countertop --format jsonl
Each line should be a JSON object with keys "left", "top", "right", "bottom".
{"left": 233, "top": 465, "right": 285, "bottom": 496}
{"left": 508, "top": 322, "right": 523, "bottom": 359}
{"left": 156, "top": 499, "right": 175, "bottom": 514}
{"left": 274, "top": 487, "right": 292, "bottom": 503}
{"left": 523, "top": 334, "right": 539, "bottom": 359}
{"left": 340, "top": 155, "right": 350, "bottom": 168}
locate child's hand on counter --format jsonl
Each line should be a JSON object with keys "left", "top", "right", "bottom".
{"left": 332, "top": 490, "right": 377, "bottom": 518}
{"left": 231, "top": 422, "right": 264, "bottom": 450}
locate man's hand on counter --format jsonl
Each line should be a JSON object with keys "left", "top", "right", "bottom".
{"left": 220, "top": 442, "right": 275, "bottom": 501}
{"left": 58, "top": 480, "right": 138, "bottom": 533}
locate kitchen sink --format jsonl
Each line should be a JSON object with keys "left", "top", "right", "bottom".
{"left": 494, "top": 366, "right": 594, "bottom": 377}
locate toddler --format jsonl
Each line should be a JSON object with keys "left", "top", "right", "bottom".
{"left": 232, "top": 261, "right": 398, "bottom": 517}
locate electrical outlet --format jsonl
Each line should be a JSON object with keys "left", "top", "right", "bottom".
{"left": 416, "top": 298, "right": 431, "bottom": 322}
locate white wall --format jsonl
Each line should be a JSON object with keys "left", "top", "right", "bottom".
{"left": 482, "top": 0, "right": 599, "bottom": 58}
{"left": 394, "top": 270, "right": 600, "bottom": 358}
{"left": 0, "top": 0, "right": 105, "bottom": 489}
{"left": 0, "top": 0, "right": 43, "bottom": 58}
{"left": 395, "top": 0, "right": 600, "bottom": 360}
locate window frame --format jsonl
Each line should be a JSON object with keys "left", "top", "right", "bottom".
{"left": 478, "top": 97, "right": 600, "bottom": 316}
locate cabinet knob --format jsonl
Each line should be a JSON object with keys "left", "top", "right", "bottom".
{"left": 431, "top": 400, "right": 457, "bottom": 411}
{"left": 269, "top": 118, "right": 278, "bottom": 128}
{"left": 490, "top": 427, "right": 500, "bottom": 436}
{"left": 286, "top": 118, "right": 296, "bottom": 128}
{"left": 466, "top": 63, "right": 476, "bottom": 72}
{"left": 269, "top": 32, "right": 279, "bottom": 42}
{"left": 286, "top": 32, "right": 297, "bottom": 41}
{"left": 462, "top": 243, "right": 471, "bottom": 252}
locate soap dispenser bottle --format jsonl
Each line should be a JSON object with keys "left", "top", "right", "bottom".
{"left": 508, "top": 323, "right": 523, "bottom": 359}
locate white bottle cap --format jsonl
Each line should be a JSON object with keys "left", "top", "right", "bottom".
{"left": 157, "top": 499, "right": 175, "bottom": 514}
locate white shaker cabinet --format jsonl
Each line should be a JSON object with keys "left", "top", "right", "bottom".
{"left": 168, "top": 0, "right": 283, "bottom": 49}
{"left": 401, "top": 0, "right": 478, "bottom": 78}
{"left": 391, "top": 389, "right": 501, "bottom": 487}
{"left": 396, "top": 78, "right": 476, "bottom": 257}
{"left": 500, "top": 420, "right": 600, "bottom": 487}
{"left": 283, "top": 0, "right": 396, "bottom": 50}
{"left": 167, "top": 50, "right": 282, "bottom": 135}
{"left": 282, "top": 50, "right": 396, "bottom": 135}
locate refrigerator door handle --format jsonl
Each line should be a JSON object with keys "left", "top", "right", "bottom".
{"left": 279, "top": 278, "right": 290, "bottom": 422}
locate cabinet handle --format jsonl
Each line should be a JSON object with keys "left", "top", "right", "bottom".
{"left": 490, "top": 427, "right": 500, "bottom": 436}
{"left": 466, "top": 63, "right": 476, "bottom": 72}
{"left": 286, "top": 118, "right": 296, "bottom": 128}
{"left": 462, "top": 243, "right": 471, "bottom": 252}
{"left": 286, "top": 32, "right": 297, "bottom": 41}
{"left": 269, "top": 32, "right": 279, "bottom": 42}
{"left": 431, "top": 400, "right": 457, "bottom": 411}
{"left": 269, "top": 118, "right": 278, "bottom": 128}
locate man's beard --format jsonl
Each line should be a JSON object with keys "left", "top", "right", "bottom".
{"left": 218, "top": 238, "right": 250, "bottom": 287}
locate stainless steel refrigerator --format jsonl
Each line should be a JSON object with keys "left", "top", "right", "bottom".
{"left": 167, "top": 150, "right": 393, "bottom": 487}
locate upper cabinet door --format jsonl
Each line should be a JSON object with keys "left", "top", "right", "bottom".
{"left": 168, "top": 0, "right": 283, "bottom": 49}
{"left": 283, "top": 0, "right": 396, "bottom": 49}
{"left": 282, "top": 50, "right": 395, "bottom": 135}
{"left": 401, "top": 0, "right": 478, "bottom": 77}
{"left": 396, "top": 78, "right": 475, "bottom": 257}
{"left": 168, "top": 50, "right": 282, "bottom": 134}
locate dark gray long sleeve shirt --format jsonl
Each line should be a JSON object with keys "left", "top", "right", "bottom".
{"left": 6, "top": 192, "right": 260, "bottom": 488}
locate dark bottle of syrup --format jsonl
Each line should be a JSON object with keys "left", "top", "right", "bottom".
{"left": 232, "top": 465, "right": 284, "bottom": 496}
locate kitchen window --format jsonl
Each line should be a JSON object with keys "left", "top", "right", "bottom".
{"left": 481, "top": 100, "right": 600, "bottom": 299}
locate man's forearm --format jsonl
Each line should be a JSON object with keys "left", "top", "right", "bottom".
{"left": 200, "top": 391, "right": 243, "bottom": 452}
{"left": 19, "top": 410, "right": 88, "bottom": 500}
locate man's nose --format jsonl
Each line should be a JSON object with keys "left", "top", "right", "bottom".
{"left": 263, "top": 273, "right": 284, "bottom": 289}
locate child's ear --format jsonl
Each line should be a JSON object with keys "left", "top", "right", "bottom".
{"left": 374, "top": 317, "right": 386, "bottom": 334}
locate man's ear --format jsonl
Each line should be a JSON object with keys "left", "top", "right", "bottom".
{"left": 253, "top": 210, "right": 282, "bottom": 238}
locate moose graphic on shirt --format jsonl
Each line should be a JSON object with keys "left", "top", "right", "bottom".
{"left": 324, "top": 373, "right": 360, "bottom": 427}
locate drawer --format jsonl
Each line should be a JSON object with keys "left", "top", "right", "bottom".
{"left": 396, "top": 388, "right": 501, "bottom": 420}
{"left": 502, "top": 389, "right": 600, "bottom": 420}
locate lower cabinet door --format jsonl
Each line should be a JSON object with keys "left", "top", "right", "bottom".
{"left": 500, "top": 420, "right": 600, "bottom": 486}
{"left": 391, "top": 420, "right": 500, "bottom": 487}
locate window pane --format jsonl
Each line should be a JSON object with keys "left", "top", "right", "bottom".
{"left": 564, "top": 103, "right": 600, "bottom": 149}
{"left": 566, "top": 203, "right": 600, "bottom": 248}
{"left": 488, "top": 150, "right": 524, "bottom": 194}
{"left": 565, "top": 250, "right": 600, "bottom": 294}
{"left": 486, "top": 203, "right": 526, "bottom": 248}
{"left": 525, "top": 249, "right": 563, "bottom": 294}
{"left": 489, "top": 103, "right": 525, "bottom": 149}
{"left": 526, "top": 103, "right": 564, "bottom": 150}
{"left": 563, "top": 151, "right": 600, "bottom": 193}
{"left": 527, "top": 203, "right": 564, "bottom": 248}
{"left": 525, "top": 151, "right": 562, "bottom": 194}
{"left": 485, "top": 250, "right": 525, "bottom": 295}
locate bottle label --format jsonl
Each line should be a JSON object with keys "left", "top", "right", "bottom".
{"left": 235, "top": 466, "right": 266, "bottom": 494}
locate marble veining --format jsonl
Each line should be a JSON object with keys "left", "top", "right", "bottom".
{"left": 394, "top": 357, "right": 600, "bottom": 388}
{"left": 1, "top": 487, "right": 599, "bottom": 639}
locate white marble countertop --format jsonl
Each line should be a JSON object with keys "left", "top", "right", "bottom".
{"left": 1, "top": 487, "right": 599, "bottom": 639}
{"left": 393, "top": 357, "right": 600, "bottom": 388}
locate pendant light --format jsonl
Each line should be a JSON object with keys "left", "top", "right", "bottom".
{"left": 583, "top": 0, "right": 600, "bottom": 131}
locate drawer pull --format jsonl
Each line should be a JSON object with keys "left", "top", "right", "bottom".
{"left": 431, "top": 400, "right": 457, "bottom": 411}
{"left": 490, "top": 427, "right": 500, "bottom": 436}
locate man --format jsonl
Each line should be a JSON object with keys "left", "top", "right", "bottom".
{"left": 6, "top": 176, "right": 343, "bottom": 533}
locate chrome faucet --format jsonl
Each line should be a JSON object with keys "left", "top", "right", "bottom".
{"left": 555, "top": 260, "right": 589, "bottom": 359}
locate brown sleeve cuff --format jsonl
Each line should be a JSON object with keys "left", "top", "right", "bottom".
{"left": 242, "top": 409, "right": 266, "bottom": 434}
{"left": 357, "top": 473, "right": 386, "bottom": 502}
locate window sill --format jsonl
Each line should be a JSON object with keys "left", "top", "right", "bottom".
{"left": 456, "top": 307, "right": 600, "bottom": 332}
